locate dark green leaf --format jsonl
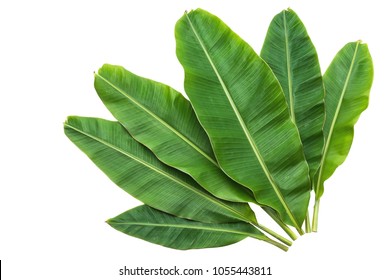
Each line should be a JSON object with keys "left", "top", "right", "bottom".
{"left": 64, "top": 116, "right": 257, "bottom": 224}
{"left": 261, "top": 9, "right": 325, "bottom": 180}
{"left": 175, "top": 9, "right": 310, "bottom": 232}
{"left": 94, "top": 65, "right": 255, "bottom": 203}
{"left": 107, "top": 205, "right": 279, "bottom": 250}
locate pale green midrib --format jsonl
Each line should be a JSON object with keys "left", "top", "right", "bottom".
{"left": 282, "top": 12, "right": 321, "bottom": 178}
{"left": 315, "top": 42, "right": 360, "bottom": 196}
{"left": 65, "top": 122, "right": 250, "bottom": 222}
{"left": 283, "top": 11, "right": 295, "bottom": 124}
{"left": 184, "top": 13, "right": 300, "bottom": 229}
{"left": 109, "top": 221, "right": 264, "bottom": 239}
{"left": 95, "top": 73, "right": 219, "bottom": 168}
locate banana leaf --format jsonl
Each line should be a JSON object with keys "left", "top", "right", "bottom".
{"left": 175, "top": 9, "right": 310, "bottom": 233}
{"left": 107, "top": 205, "right": 288, "bottom": 251}
{"left": 261, "top": 9, "right": 325, "bottom": 180}
{"left": 64, "top": 116, "right": 257, "bottom": 224}
{"left": 94, "top": 65, "right": 255, "bottom": 203}
{"left": 312, "top": 41, "right": 374, "bottom": 230}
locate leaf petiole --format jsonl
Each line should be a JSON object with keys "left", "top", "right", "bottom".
{"left": 262, "top": 207, "right": 297, "bottom": 241}
{"left": 305, "top": 211, "right": 312, "bottom": 233}
{"left": 262, "top": 238, "right": 289, "bottom": 252}
{"left": 312, "top": 199, "right": 320, "bottom": 232}
{"left": 253, "top": 222, "right": 292, "bottom": 246}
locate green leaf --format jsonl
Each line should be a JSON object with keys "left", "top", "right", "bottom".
{"left": 64, "top": 116, "right": 257, "bottom": 224}
{"left": 94, "top": 64, "right": 255, "bottom": 203}
{"left": 107, "top": 205, "right": 287, "bottom": 250}
{"left": 260, "top": 9, "right": 325, "bottom": 180}
{"left": 314, "top": 41, "right": 374, "bottom": 199}
{"left": 175, "top": 9, "right": 310, "bottom": 232}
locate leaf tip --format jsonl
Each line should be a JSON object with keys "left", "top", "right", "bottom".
{"left": 63, "top": 116, "right": 72, "bottom": 127}
{"left": 355, "top": 40, "right": 369, "bottom": 48}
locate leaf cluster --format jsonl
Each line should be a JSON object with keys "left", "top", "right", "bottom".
{"left": 64, "top": 8, "right": 373, "bottom": 251}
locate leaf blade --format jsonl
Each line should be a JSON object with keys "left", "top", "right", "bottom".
{"left": 107, "top": 205, "right": 269, "bottom": 250}
{"left": 64, "top": 116, "right": 257, "bottom": 224}
{"left": 175, "top": 9, "right": 310, "bottom": 230}
{"left": 260, "top": 9, "right": 325, "bottom": 180}
{"left": 94, "top": 65, "right": 255, "bottom": 203}
{"left": 314, "top": 41, "right": 374, "bottom": 198}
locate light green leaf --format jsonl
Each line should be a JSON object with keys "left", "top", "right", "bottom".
{"left": 94, "top": 64, "right": 255, "bottom": 203}
{"left": 261, "top": 8, "right": 325, "bottom": 180}
{"left": 107, "top": 205, "right": 287, "bottom": 251}
{"left": 314, "top": 41, "right": 374, "bottom": 199}
{"left": 64, "top": 116, "right": 257, "bottom": 224}
{"left": 175, "top": 9, "right": 310, "bottom": 232}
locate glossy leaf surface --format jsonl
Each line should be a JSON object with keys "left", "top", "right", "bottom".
{"left": 314, "top": 41, "right": 373, "bottom": 198}
{"left": 64, "top": 116, "right": 257, "bottom": 224}
{"left": 175, "top": 9, "right": 310, "bottom": 231}
{"left": 261, "top": 9, "right": 325, "bottom": 180}
{"left": 107, "top": 205, "right": 269, "bottom": 250}
{"left": 94, "top": 65, "right": 255, "bottom": 203}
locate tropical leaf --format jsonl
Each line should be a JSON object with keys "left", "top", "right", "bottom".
{"left": 94, "top": 64, "right": 255, "bottom": 203}
{"left": 260, "top": 8, "right": 325, "bottom": 180}
{"left": 314, "top": 41, "right": 373, "bottom": 198}
{"left": 64, "top": 116, "right": 257, "bottom": 224}
{"left": 175, "top": 8, "right": 310, "bottom": 233}
{"left": 107, "top": 205, "right": 288, "bottom": 251}
{"left": 312, "top": 41, "right": 373, "bottom": 230}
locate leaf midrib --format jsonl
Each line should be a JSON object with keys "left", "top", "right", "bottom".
{"left": 283, "top": 10, "right": 295, "bottom": 123}
{"left": 185, "top": 12, "right": 300, "bottom": 230}
{"left": 109, "top": 221, "right": 264, "bottom": 240}
{"left": 65, "top": 122, "right": 249, "bottom": 223}
{"left": 95, "top": 73, "right": 219, "bottom": 168}
{"left": 315, "top": 42, "right": 360, "bottom": 195}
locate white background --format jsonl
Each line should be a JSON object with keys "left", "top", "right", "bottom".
{"left": 1, "top": 0, "right": 389, "bottom": 279}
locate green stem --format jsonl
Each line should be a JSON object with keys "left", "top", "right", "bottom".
{"left": 262, "top": 207, "right": 297, "bottom": 241}
{"left": 312, "top": 199, "right": 320, "bottom": 232}
{"left": 263, "top": 238, "right": 289, "bottom": 252}
{"left": 305, "top": 211, "right": 312, "bottom": 233}
{"left": 253, "top": 223, "right": 292, "bottom": 246}
{"left": 296, "top": 226, "right": 304, "bottom": 235}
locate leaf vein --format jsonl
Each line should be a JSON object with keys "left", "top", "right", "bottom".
{"left": 185, "top": 12, "right": 300, "bottom": 230}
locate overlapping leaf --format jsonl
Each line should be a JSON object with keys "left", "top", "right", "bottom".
{"left": 175, "top": 9, "right": 310, "bottom": 233}
{"left": 261, "top": 8, "right": 325, "bottom": 180}
{"left": 107, "top": 205, "right": 287, "bottom": 250}
{"left": 314, "top": 42, "right": 373, "bottom": 200}
{"left": 64, "top": 116, "right": 257, "bottom": 224}
{"left": 94, "top": 65, "right": 255, "bottom": 203}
